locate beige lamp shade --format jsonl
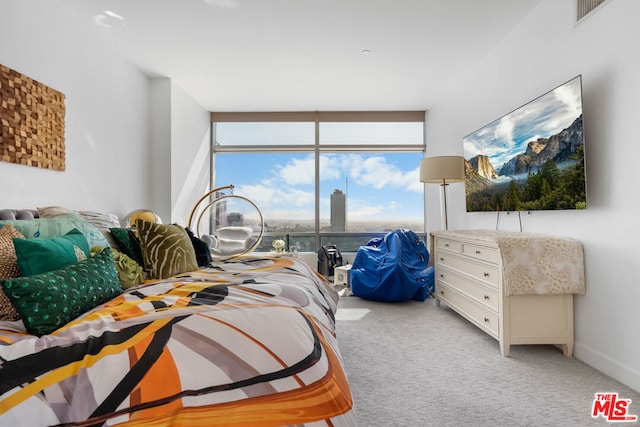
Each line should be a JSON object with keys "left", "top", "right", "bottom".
{"left": 420, "top": 156, "right": 465, "bottom": 184}
{"left": 420, "top": 155, "right": 465, "bottom": 229}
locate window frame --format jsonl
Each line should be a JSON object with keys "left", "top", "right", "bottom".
{"left": 210, "top": 111, "right": 427, "bottom": 251}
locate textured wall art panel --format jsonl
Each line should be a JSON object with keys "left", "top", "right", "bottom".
{"left": 0, "top": 64, "right": 66, "bottom": 171}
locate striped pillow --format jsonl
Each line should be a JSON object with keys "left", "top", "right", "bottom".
{"left": 136, "top": 220, "right": 198, "bottom": 279}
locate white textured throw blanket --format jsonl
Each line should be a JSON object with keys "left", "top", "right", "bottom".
{"left": 436, "top": 230, "right": 585, "bottom": 296}
{"left": 495, "top": 234, "right": 585, "bottom": 295}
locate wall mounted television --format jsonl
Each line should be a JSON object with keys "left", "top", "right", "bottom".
{"left": 463, "top": 75, "right": 586, "bottom": 212}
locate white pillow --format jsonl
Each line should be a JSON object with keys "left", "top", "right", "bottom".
{"left": 216, "top": 226, "right": 253, "bottom": 240}
{"left": 217, "top": 237, "right": 246, "bottom": 252}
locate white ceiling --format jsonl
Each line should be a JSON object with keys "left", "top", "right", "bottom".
{"left": 59, "top": 0, "right": 541, "bottom": 112}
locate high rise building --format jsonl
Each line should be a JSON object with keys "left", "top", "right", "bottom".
{"left": 330, "top": 189, "right": 346, "bottom": 232}
{"left": 214, "top": 191, "right": 228, "bottom": 227}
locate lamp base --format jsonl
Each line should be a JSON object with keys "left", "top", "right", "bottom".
{"left": 439, "top": 183, "right": 450, "bottom": 230}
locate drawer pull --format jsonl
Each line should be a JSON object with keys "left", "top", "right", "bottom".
{"left": 475, "top": 250, "right": 481, "bottom": 254}
{"left": 440, "top": 290, "right": 445, "bottom": 295}
{"left": 439, "top": 257, "right": 444, "bottom": 261}
{"left": 444, "top": 243, "right": 450, "bottom": 247}
{"left": 440, "top": 274, "right": 444, "bottom": 278}
{"left": 483, "top": 272, "right": 490, "bottom": 277}
{"left": 484, "top": 317, "right": 490, "bottom": 323}
{"left": 484, "top": 295, "right": 490, "bottom": 300}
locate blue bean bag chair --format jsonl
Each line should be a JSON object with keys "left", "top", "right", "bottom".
{"left": 350, "top": 229, "right": 434, "bottom": 302}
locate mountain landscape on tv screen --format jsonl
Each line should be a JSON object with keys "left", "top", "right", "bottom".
{"left": 463, "top": 76, "right": 587, "bottom": 212}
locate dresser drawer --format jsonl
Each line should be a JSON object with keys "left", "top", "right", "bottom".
{"left": 437, "top": 282, "right": 499, "bottom": 337}
{"left": 462, "top": 243, "right": 498, "bottom": 264}
{"left": 436, "top": 238, "right": 462, "bottom": 253}
{"left": 437, "top": 266, "right": 499, "bottom": 312}
{"left": 436, "top": 252, "right": 499, "bottom": 287}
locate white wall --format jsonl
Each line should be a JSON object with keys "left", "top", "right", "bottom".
{"left": 148, "top": 79, "right": 211, "bottom": 225}
{"left": 1, "top": 1, "right": 211, "bottom": 226}
{"left": 149, "top": 79, "right": 173, "bottom": 223}
{"left": 425, "top": 0, "right": 640, "bottom": 391}
{"left": 169, "top": 83, "right": 211, "bottom": 226}
{"left": 0, "top": 0, "right": 151, "bottom": 218}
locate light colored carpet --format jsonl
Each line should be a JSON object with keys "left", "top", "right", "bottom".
{"left": 336, "top": 295, "right": 640, "bottom": 427}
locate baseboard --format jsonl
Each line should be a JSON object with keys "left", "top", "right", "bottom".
{"left": 574, "top": 341, "right": 640, "bottom": 393}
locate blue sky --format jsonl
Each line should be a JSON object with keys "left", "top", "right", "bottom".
{"left": 215, "top": 152, "right": 424, "bottom": 222}
{"left": 463, "top": 76, "right": 583, "bottom": 170}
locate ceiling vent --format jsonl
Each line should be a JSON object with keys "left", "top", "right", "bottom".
{"left": 577, "top": 0, "right": 608, "bottom": 22}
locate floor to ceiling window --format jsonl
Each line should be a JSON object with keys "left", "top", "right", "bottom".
{"left": 211, "top": 111, "right": 425, "bottom": 252}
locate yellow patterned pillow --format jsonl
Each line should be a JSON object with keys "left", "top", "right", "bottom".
{"left": 0, "top": 224, "right": 25, "bottom": 320}
{"left": 136, "top": 220, "right": 198, "bottom": 280}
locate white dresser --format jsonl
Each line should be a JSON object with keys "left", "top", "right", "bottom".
{"left": 431, "top": 230, "right": 584, "bottom": 357}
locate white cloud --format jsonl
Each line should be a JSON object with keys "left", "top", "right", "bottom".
{"left": 348, "top": 200, "right": 401, "bottom": 219}
{"left": 327, "top": 154, "right": 423, "bottom": 193}
{"left": 237, "top": 183, "right": 314, "bottom": 212}
{"left": 319, "top": 156, "right": 343, "bottom": 181}
{"left": 276, "top": 156, "right": 315, "bottom": 185}
{"left": 493, "top": 116, "right": 516, "bottom": 153}
{"left": 554, "top": 79, "right": 581, "bottom": 117}
{"left": 349, "top": 204, "right": 385, "bottom": 219}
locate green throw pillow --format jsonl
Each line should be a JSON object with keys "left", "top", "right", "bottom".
{"left": 108, "top": 227, "right": 144, "bottom": 266}
{"left": 136, "top": 220, "right": 198, "bottom": 280}
{"left": 13, "top": 228, "right": 90, "bottom": 276}
{"left": 0, "top": 249, "right": 123, "bottom": 336}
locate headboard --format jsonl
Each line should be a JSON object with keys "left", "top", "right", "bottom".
{"left": 0, "top": 210, "right": 39, "bottom": 221}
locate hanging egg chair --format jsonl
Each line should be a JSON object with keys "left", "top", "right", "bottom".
{"left": 188, "top": 185, "right": 264, "bottom": 261}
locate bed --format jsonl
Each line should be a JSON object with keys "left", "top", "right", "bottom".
{"left": 0, "top": 209, "right": 356, "bottom": 426}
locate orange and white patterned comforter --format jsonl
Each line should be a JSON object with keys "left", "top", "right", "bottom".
{"left": 0, "top": 257, "right": 356, "bottom": 426}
